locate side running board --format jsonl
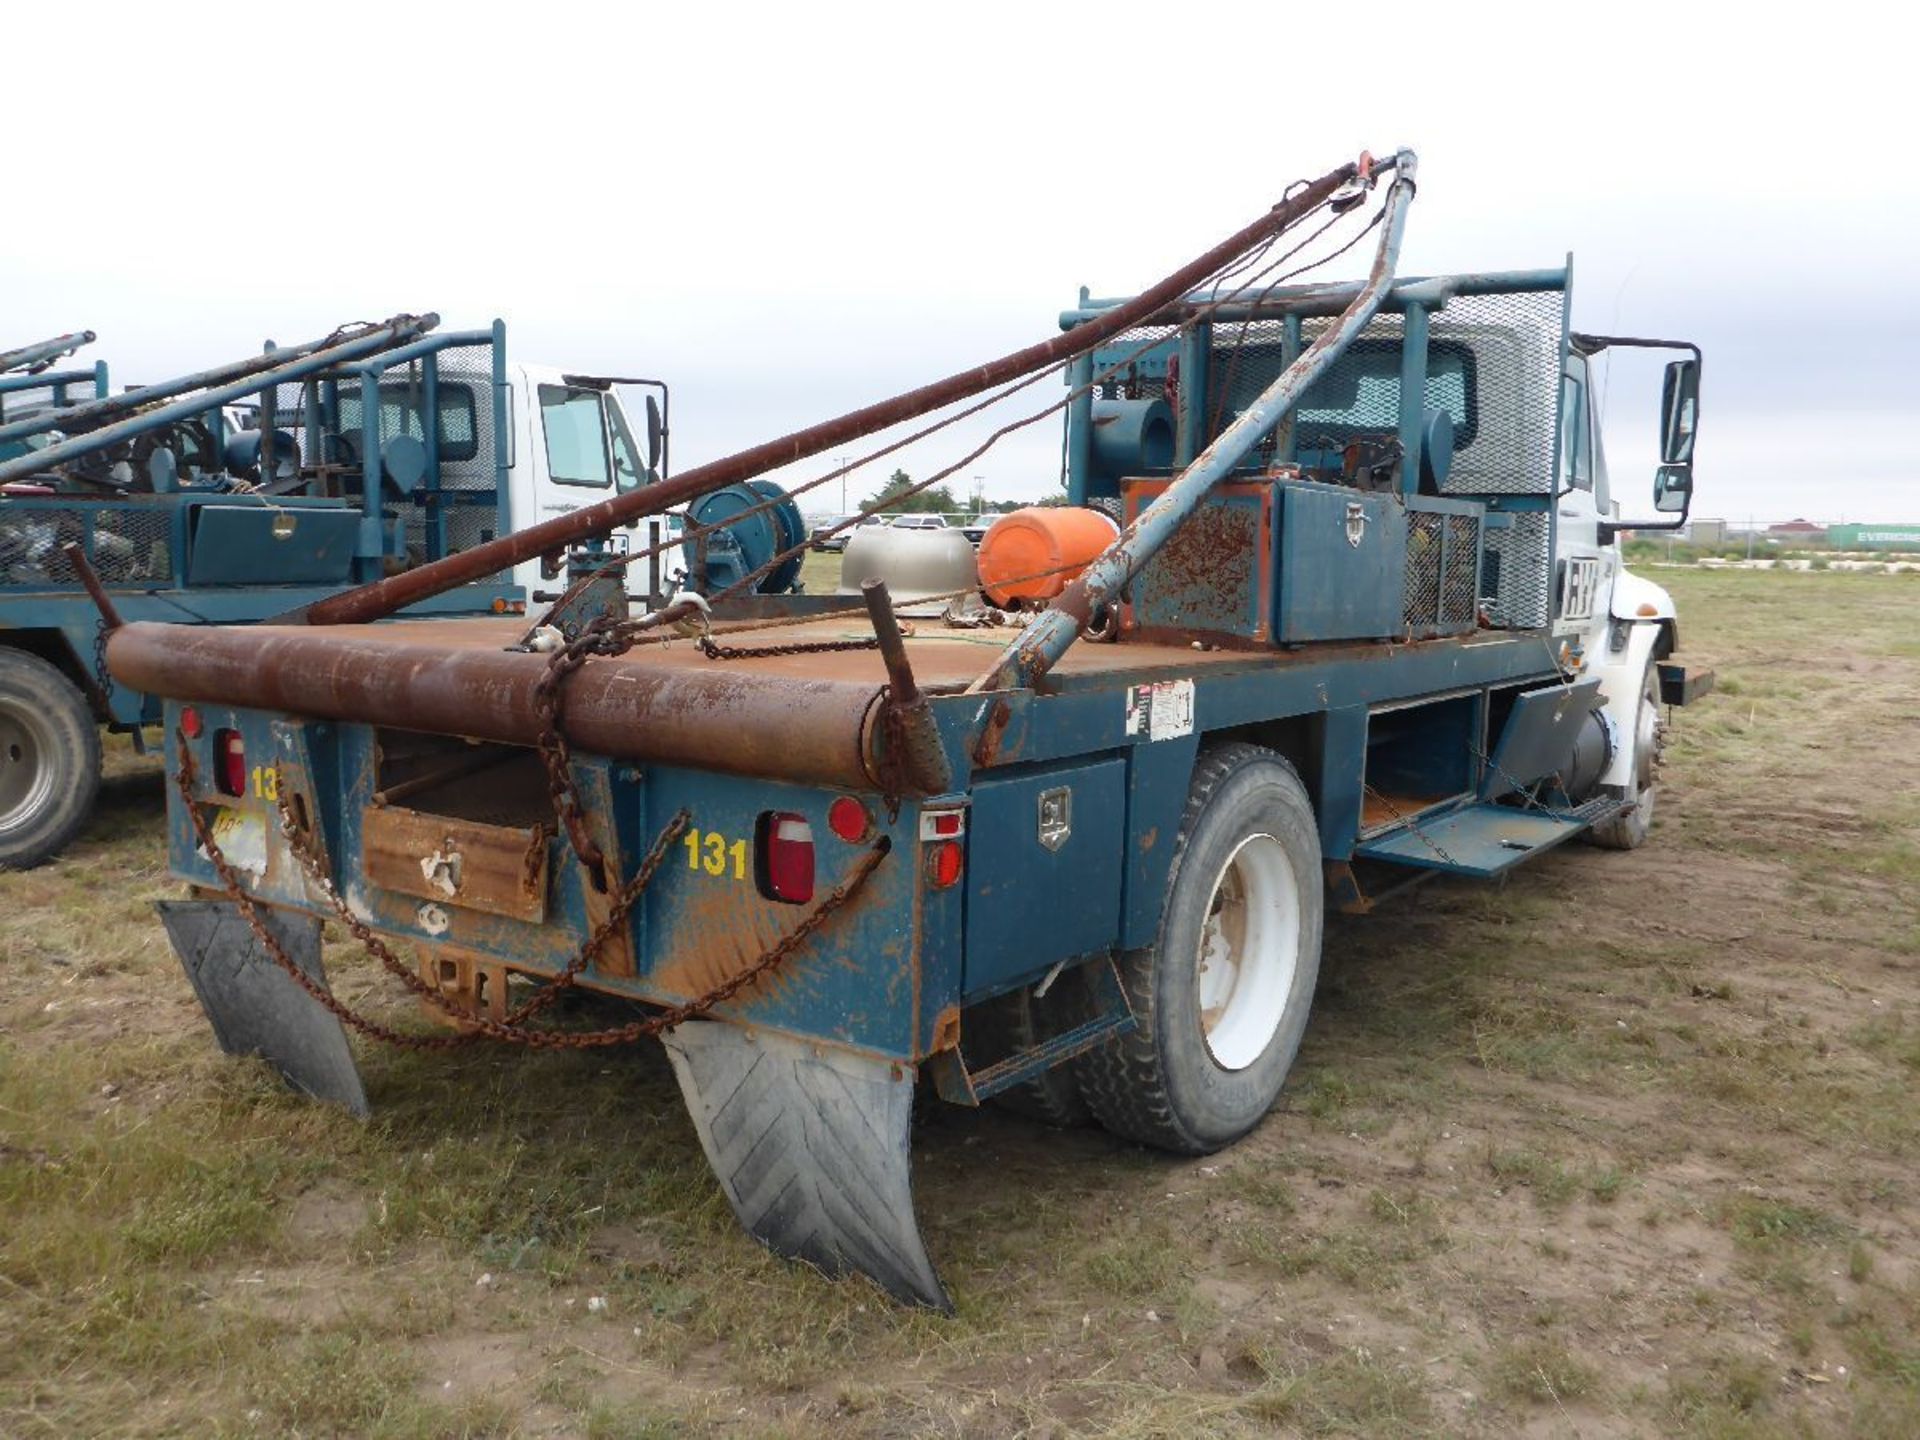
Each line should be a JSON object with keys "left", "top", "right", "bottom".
{"left": 662, "top": 1022, "right": 951, "bottom": 1312}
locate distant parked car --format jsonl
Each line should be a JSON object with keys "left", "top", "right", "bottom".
{"left": 809, "top": 514, "right": 886, "bottom": 552}
{"left": 887, "top": 514, "right": 948, "bottom": 531}
{"left": 960, "top": 514, "right": 1000, "bottom": 545}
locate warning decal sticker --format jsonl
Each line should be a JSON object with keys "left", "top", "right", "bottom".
{"left": 1124, "top": 678, "right": 1196, "bottom": 741}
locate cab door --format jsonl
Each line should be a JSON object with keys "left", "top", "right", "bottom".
{"left": 497, "top": 376, "right": 615, "bottom": 596}
{"left": 1553, "top": 354, "right": 1611, "bottom": 637}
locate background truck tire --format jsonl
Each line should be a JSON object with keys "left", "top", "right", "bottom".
{"left": 1075, "top": 742, "right": 1323, "bottom": 1154}
{"left": 0, "top": 649, "right": 101, "bottom": 869}
{"left": 1588, "top": 661, "right": 1661, "bottom": 851}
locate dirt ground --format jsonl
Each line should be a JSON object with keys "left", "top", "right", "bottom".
{"left": 4, "top": 567, "right": 1918, "bottom": 1438}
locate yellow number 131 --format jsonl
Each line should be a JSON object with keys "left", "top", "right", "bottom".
{"left": 683, "top": 827, "right": 749, "bottom": 881}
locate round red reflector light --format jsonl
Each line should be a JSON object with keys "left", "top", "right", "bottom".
{"left": 927, "top": 839, "right": 963, "bottom": 889}
{"left": 179, "top": 706, "right": 203, "bottom": 739}
{"left": 827, "top": 796, "right": 870, "bottom": 842}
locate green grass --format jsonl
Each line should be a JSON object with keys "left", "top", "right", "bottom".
{"left": 4, "top": 567, "right": 1920, "bottom": 1436}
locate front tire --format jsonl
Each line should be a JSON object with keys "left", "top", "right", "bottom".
{"left": 1588, "top": 661, "right": 1662, "bottom": 851}
{"left": 0, "top": 648, "right": 101, "bottom": 869}
{"left": 1075, "top": 743, "right": 1323, "bottom": 1154}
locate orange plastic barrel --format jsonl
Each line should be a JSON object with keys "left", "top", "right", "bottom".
{"left": 977, "top": 505, "right": 1119, "bottom": 607}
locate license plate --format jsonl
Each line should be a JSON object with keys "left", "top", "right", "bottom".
{"left": 206, "top": 807, "right": 268, "bottom": 877}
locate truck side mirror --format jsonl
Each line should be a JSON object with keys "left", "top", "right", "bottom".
{"left": 1660, "top": 359, "right": 1699, "bottom": 465}
{"left": 1653, "top": 463, "right": 1691, "bottom": 514}
{"left": 645, "top": 394, "right": 664, "bottom": 474}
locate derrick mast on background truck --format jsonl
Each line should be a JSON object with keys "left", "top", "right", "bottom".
{"left": 0, "top": 320, "right": 671, "bottom": 867}
{"left": 106, "top": 149, "right": 1712, "bottom": 1309}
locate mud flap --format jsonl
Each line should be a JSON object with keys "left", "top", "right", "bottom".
{"left": 156, "top": 899, "right": 369, "bottom": 1118}
{"left": 662, "top": 1022, "right": 951, "bottom": 1312}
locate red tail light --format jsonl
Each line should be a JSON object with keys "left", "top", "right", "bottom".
{"left": 214, "top": 729, "right": 246, "bottom": 797}
{"left": 179, "top": 705, "right": 204, "bottom": 739}
{"left": 759, "top": 812, "right": 814, "bottom": 904}
{"left": 926, "top": 839, "right": 963, "bottom": 889}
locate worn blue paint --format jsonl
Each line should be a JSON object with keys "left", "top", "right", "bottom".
{"left": 1353, "top": 800, "right": 1603, "bottom": 878}
{"left": 984, "top": 153, "right": 1420, "bottom": 692}
{"left": 1, "top": 326, "right": 519, "bottom": 736}
{"left": 1273, "top": 482, "right": 1407, "bottom": 642}
{"left": 142, "top": 199, "right": 1649, "bottom": 1099}
{"left": 1124, "top": 482, "right": 1275, "bottom": 640}
{"left": 962, "top": 754, "right": 1127, "bottom": 999}
{"left": 1119, "top": 731, "right": 1200, "bottom": 949}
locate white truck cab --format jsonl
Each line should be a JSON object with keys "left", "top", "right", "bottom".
{"left": 507, "top": 366, "right": 682, "bottom": 596}
{"left": 372, "top": 358, "right": 682, "bottom": 599}
{"left": 1548, "top": 335, "right": 1701, "bottom": 841}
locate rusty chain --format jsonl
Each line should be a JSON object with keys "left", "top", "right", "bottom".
{"left": 1361, "top": 783, "right": 1461, "bottom": 869}
{"left": 697, "top": 634, "right": 879, "bottom": 660}
{"left": 176, "top": 746, "right": 889, "bottom": 1050}
{"left": 531, "top": 618, "right": 627, "bottom": 882}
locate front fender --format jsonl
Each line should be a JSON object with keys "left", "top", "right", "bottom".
{"left": 1609, "top": 568, "right": 1677, "bottom": 629}
{"left": 1588, "top": 622, "right": 1663, "bottom": 790}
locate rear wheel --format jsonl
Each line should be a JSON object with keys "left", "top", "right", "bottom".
{"left": 1588, "top": 660, "right": 1662, "bottom": 851}
{"left": 0, "top": 648, "right": 101, "bottom": 869}
{"left": 1076, "top": 743, "right": 1323, "bottom": 1153}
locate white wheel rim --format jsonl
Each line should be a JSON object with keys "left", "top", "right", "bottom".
{"left": 0, "top": 698, "right": 55, "bottom": 838}
{"left": 1633, "top": 676, "right": 1661, "bottom": 796}
{"left": 1194, "top": 833, "right": 1300, "bottom": 1071}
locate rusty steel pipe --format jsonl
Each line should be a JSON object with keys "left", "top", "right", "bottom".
{"left": 973, "top": 151, "right": 1420, "bottom": 694}
{"left": 860, "top": 578, "right": 919, "bottom": 704}
{"left": 108, "top": 621, "right": 886, "bottom": 791}
{"left": 60, "top": 542, "right": 124, "bottom": 629}
{"left": 861, "top": 578, "right": 951, "bottom": 794}
{"left": 302, "top": 161, "right": 1363, "bottom": 628}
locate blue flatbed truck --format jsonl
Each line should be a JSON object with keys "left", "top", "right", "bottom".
{"left": 0, "top": 320, "right": 670, "bottom": 867}
{"left": 103, "top": 151, "right": 1712, "bottom": 1309}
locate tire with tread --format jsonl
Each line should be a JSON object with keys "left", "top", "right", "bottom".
{"left": 0, "top": 648, "right": 101, "bottom": 870}
{"left": 1588, "top": 660, "right": 1661, "bottom": 851}
{"left": 1075, "top": 742, "right": 1323, "bottom": 1154}
{"left": 969, "top": 983, "right": 1092, "bottom": 1128}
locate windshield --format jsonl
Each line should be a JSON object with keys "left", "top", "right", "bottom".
{"left": 538, "top": 384, "right": 611, "bottom": 487}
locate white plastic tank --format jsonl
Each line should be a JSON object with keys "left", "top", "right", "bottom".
{"left": 839, "top": 524, "right": 980, "bottom": 610}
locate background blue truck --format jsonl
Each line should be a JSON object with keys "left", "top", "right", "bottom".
{"left": 0, "top": 322, "right": 672, "bottom": 867}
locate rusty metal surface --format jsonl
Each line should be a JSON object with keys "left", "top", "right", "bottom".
{"left": 302, "top": 163, "right": 1362, "bottom": 627}
{"left": 117, "top": 608, "right": 1520, "bottom": 763}
{"left": 861, "top": 579, "right": 951, "bottom": 797}
{"left": 361, "top": 804, "right": 550, "bottom": 924}
{"left": 59, "top": 541, "right": 124, "bottom": 629}
{"left": 974, "top": 152, "right": 1419, "bottom": 693}
{"left": 114, "top": 620, "right": 885, "bottom": 786}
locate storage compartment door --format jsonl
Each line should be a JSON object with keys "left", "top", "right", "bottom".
{"left": 963, "top": 756, "right": 1126, "bottom": 1000}
{"left": 1274, "top": 481, "right": 1407, "bottom": 642}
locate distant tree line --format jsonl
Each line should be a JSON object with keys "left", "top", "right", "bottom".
{"left": 861, "top": 468, "right": 1068, "bottom": 514}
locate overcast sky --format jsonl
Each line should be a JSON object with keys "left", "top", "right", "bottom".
{"left": 8, "top": 2, "right": 1912, "bottom": 522}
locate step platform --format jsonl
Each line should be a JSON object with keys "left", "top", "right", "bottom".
{"left": 1354, "top": 796, "right": 1623, "bottom": 879}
